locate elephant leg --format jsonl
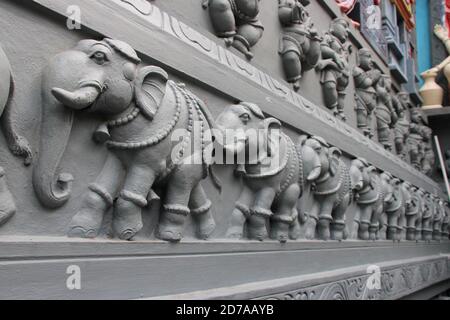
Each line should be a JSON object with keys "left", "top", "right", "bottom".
{"left": 386, "top": 213, "right": 398, "bottom": 241}
{"left": 350, "top": 206, "right": 361, "bottom": 240}
{"left": 405, "top": 216, "right": 416, "bottom": 241}
{"left": 0, "top": 167, "right": 15, "bottom": 227}
{"left": 415, "top": 218, "right": 422, "bottom": 241}
{"left": 330, "top": 195, "right": 349, "bottom": 241}
{"left": 282, "top": 51, "right": 302, "bottom": 91}
{"left": 370, "top": 203, "right": 384, "bottom": 240}
{"left": 317, "top": 199, "right": 333, "bottom": 241}
{"left": 357, "top": 205, "right": 373, "bottom": 240}
{"left": 157, "top": 164, "right": 203, "bottom": 242}
{"left": 271, "top": 184, "right": 301, "bottom": 243}
{"left": 208, "top": 0, "right": 236, "bottom": 38}
{"left": 189, "top": 183, "right": 216, "bottom": 240}
{"left": 226, "top": 186, "right": 254, "bottom": 239}
{"left": 248, "top": 187, "right": 276, "bottom": 241}
{"left": 397, "top": 213, "right": 406, "bottom": 241}
{"left": 68, "top": 154, "right": 123, "bottom": 238}
{"left": 305, "top": 200, "right": 320, "bottom": 240}
{"left": 113, "top": 165, "right": 155, "bottom": 240}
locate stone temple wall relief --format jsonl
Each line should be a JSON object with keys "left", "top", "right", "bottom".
{"left": 203, "top": 0, "right": 264, "bottom": 60}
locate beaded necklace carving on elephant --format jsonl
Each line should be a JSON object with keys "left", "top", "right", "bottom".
{"left": 33, "top": 39, "right": 221, "bottom": 242}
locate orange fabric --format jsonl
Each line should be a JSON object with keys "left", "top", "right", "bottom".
{"left": 394, "top": 0, "right": 415, "bottom": 30}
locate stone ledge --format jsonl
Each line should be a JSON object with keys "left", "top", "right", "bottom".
{"left": 149, "top": 254, "right": 450, "bottom": 300}
{"left": 0, "top": 238, "right": 449, "bottom": 299}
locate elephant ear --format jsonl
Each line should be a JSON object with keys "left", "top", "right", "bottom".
{"left": 134, "top": 66, "right": 168, "bottom": 120}
{"left": 328, "top": 147, "right": 341, "bottom": 176}
{"left": 262, "top": 117, "right": 282, "bottom": 157}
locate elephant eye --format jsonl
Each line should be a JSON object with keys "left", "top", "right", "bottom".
{"left": 240, "top": 113, "right": 250, "bottom": 124}
{"left": 91, "top": 51, "right": 109, "bottom": 65}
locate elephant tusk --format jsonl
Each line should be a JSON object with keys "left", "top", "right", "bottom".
{"left": 51, "top": 85, "right": 101, "bottom": 110}
{"left": 307, "top": 166, "right": 322, "bottom": 181}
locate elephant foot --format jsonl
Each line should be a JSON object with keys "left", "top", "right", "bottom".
{"left": 331, "top": 223, "right": 345, "bottom": 241}
{"left": 406, "top": 230, "right": 415, "bottom": 241}
{"left": 358, "top": 223, "right": 370, "bottom": 240}
{"left": 191, "top": 201, "right": 216, "bottom": 240}
{"left": 113, "top": 193, "right": 144, "bottom": 241}
{"left": 247, "top": 213, "right": 268, "bottom": 241}
{"left": 317, "top": 219, "right": 331, "bottom": 241}
{"left": 386, "top": 226, "right": 397, "bottom": 241}
{"left": 270, "top": 220, "right": 290, "bottom": 243}
{"left": 157, "top": 205, "right": 189, "bottom": 243}
{"left": 289, "top": 218, "right": 301, "bottom": 240}
{"left": 304, "top": 218, "right": 317, "bottom": 240}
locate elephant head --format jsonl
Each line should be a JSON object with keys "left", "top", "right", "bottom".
{"left": 297, "top": 135, "right": 329, "bottom": 183}
{"left": 302, "top": 136, "right": 342, "bottom": 181}
{"left": 34, "top": 38, "right": 169, "bottom": 208}
{"left": 215, "top": 102, "right": 282, "bottom": 167}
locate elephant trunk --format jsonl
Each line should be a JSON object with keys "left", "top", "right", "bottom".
{"left": 349, "top": 164, "right": 364, "bottom": 191}
{"left": 32, "top": 57, "right": 80, "bottom": 208}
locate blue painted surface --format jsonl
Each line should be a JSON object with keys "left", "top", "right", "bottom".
{"left": 416, "top": 0, "right": 432, "bottom": 85}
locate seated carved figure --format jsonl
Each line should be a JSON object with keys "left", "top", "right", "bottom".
{"left": 278, "top": 0, "right": 321, "bottom": 91}
{"left": 203, "top": 0, "right": 264, "bottom": 60}
{"left": 0, "top": 44, "right": 32, "bottom": 227}
{"left": 33, "top": 39, "right": 220, "bottom": 242}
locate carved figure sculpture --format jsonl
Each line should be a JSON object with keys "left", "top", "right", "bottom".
{"left": 203, "top": 0, "right": 264, "bottom": 60}
{"left": 33, "top": 39, "right": 219, "bottom": 242}
{"left": 393, "top": 92, "right": 412, "bottom": 159}
{"left": 432, "top": 198, "right": 445, "bottom": 240}
{"left": 353, "top": 48, "right": 381, "bottom": 137}
{"left": 421, "top": 193, "right": 434, "bottom": 241}
{"left": 442, "top": 202, "right": 450, "bottom": 239}
{"left": 215, "top": 102, "right": 310, "bottom": 242}
{"left": 375, "top": 75, "right": 397, "bottom": 151}
{"left": 278, "top": 0, "right": 321, "bottom": 91}
{"left": 408, "top": 109, "right": 427, "bottom": 170}
{"left": 302, "top": 136, "right": 362, "bottom": 240}
{"left": 316, "top": 18, "right": 352, "bottom": 121}
{"left": 0, "top": 44, "right": 32, "bottom": 227}
{"left": 421, "top": 125, "right": 435, "bottom": 176}
{"left": 384, "top": 179, "right": 411, "bottom": 241}
{"left": 350, "top": 159, "right": 394, "bottom": 241}
{"left": 406, "top": 186, "right": 424, "bottom": 241}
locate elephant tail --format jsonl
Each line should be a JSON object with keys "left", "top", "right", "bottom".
{"left": 208, "top": 165, "right": 222, "bottom": 193}
{"left": 1, "top": 76, "right": 33, "bottom": 166}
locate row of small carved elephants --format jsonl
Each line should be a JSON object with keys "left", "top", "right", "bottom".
{"left": 0, "top": 38, "right": 448, "bottom": 242}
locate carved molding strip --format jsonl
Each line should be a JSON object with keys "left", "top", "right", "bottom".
{"left": 28, "top": 0, "right": 442, "bottom": 197}
{"left": 150, "top": 255, "right": 450, "bottom": 300}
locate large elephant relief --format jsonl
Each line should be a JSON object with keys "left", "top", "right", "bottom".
{"left": 0, "top": 44, "right": 32, "bottom": 227}
{"left": 350, "top": 159, "right": 394, "bottom": 241}
{"left": 33, "top": 39, "right": 220, "bottom": 242}
{"left": 301, "top": 137, "right": 364, "bottom": 241}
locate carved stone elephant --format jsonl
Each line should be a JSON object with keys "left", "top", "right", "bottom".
{"left": 0, "top": 44, "right": 32, "bottom": 227}
{"left": 215, "top": 102, "right": 309, "bottom": 242}
{"left": 302, "top": 136, "right": 363, "bottom": 240}
{"left": 405, "top": 186, "right": 422, "bottom": 241}
{"left": 350, "top": 159, "right": 394, "bottom": 240}
{"left": 384, "top": 179, "right": 412, "bottom": 241}
{"left": 203, "top": 0, "right": 264, "bottom": 60}
{"left": 421, "top": 193, "right": 434, "bottom": 241}
{"left": 33, "top": 39, "right": 219, "bottom": 242}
